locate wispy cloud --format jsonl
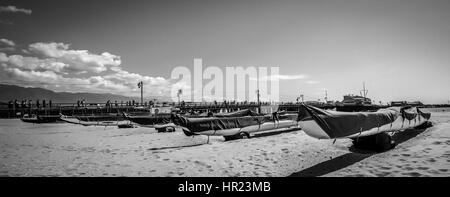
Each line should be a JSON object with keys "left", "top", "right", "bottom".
{"left": 0, "top": 38, "right": 15, "bottom": 47}
{"left": 29, "top": 42, "right": 121, "bottom": 73}
{"left": 0, "top": 41, "right": 174, "bottom": 97}
{"left": 0, "top": 5, "right": 32, "bottom": 15}
{"left": 251, "top": 74, "right": 308, "bottom": 81}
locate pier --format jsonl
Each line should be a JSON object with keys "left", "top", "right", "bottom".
{"left": 0, "top": 101, "right": 272, "bottom": 118}
{"left": 2, "top": 100, "right": 440, "bottom": 119}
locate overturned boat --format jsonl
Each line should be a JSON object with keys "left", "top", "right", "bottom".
{"left": 172, "top": 109, "right": 300, "bottom": 140}
{"left": 297, "top": 104, "right": 431, "bottom": 151}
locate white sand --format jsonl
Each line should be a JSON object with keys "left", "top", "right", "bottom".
{"left": 0, "top": 108, "right": 449, "bottom": 177}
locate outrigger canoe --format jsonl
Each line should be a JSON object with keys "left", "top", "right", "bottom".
{"left": 75, "top": 114, "right": 125, "bottom": 122}
{"left": 20, "top": 115, "right": 62, "bottom": 123}
{"left": 172, "top": 110, "right": 300, "bottom": 140}
{"left": 123, "top": 112, "right": 172, "bottom": 127}
{"left": 297, "top": 104, "right": 431, "bottom": 139}
{"left": 297, "top": 104, "right": 431, "bottom": 151}
{"left": 60, "top": 114, "right": 130, "bottom": 126}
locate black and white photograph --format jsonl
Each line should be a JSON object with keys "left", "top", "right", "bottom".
{"left": 1, "top": 0, "right": 449, "bottom": 184}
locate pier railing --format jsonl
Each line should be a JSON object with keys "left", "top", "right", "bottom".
{"left": 0, "top": 102, "right": 275, "bottom": 118}
{"left": 2, "top": 101, "right": 427, "bottom": 119}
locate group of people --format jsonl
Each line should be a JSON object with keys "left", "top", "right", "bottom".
{"left": 7, "top": 99, "right": 270, "bottom": 110}
{"left": 178, "top": 100, "right": 270, "bottom": 107}
{"left": 7, "top": 99, "right": 52, "bottom": 109}
{"left": 75, "top": 100, "right": 157, "bottom": 108}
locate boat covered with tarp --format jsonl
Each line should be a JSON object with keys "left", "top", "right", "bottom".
{"left": 75, "top": 113, "right": 125, "bottom": 122}
{"left": 213, "top": 109, "right": 260, "bottom": 117}
{"left": 123, "top": 112, "right": 172, "bottom": 127}
{"left": 297, "top": 104, "right": 431, "bottom": 140}
{"left": 20, "top": 114, "right": 62, "bottom": 123}
{"left": 172, "top": 110, "right": 300, "bottom": 138}
{"left": 60, "top": 114, "right": 129, "bottom": 126}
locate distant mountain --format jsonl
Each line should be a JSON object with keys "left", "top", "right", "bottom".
{"left": 0, "top": 84, "right": 169, "bottom": 103}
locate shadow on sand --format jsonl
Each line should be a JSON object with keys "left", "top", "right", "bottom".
{"left": 289, "top": 127, "right": 429, "bottom": 177}
{"left": 149, "top": 128, "right": 302, "bottom": 150}
{"left": 147, "top": 143, "right": 205, "bottom": 151}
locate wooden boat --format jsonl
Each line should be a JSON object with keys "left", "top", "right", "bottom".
{"left": 60, "top": 114, "right": 130, "bottom": 126}
{"left": 20, "top": 114, "right": 62, "bottom": 123}
{"left": 118, "top": 123, "right": 137, "bottom": 129}
{"left": 75, "top": 114, "right": 125, "bottom": 122}
{"left": 172, "top": 110, "right": 300, "bottom": 140}
{"left": 123, "top": 112, "right": 172, "bottom": 127}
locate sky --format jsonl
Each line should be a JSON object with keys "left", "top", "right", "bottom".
{"left": 1, "top": 0, "right": 450, "bottom": 104}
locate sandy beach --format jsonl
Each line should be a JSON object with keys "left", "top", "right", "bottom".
{"left": 0, "top": 108, "right": 449, "bottom": 177}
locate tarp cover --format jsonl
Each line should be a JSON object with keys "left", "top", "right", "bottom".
{"left": 214, "top": 109, "right": 260, "bottom": 117}
{"left": 173, "top": 113, "right": 298, "bottom": 133}
{"left": 21, "top": 115, "right": 61, "bottom": 123}
{"left": 298, "top": 104, "right": 431, "bottom": 138}
{"left": 125, "top": 113, "right": 172, "bottom": 125}
{"left": 126, "top": 109, "right": 262, "bottom": 126}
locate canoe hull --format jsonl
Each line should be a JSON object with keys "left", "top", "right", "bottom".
{"left": 297, "top": 104, "right": 431, "bottom": 139}
{"left": 175, "top": 113, "right": 300, "bottom": 137}
{"left": 61, "top": 115, "right": 129, "bottom": 126}
{"left": 20, "top": 115, "right": 62, "bottom": 124}
{"left": 185, "top": 119, "right": 299, "bottom": 136}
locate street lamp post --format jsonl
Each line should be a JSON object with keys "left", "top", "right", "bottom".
{"left": 177, "top": 89, "right": 182, "bottom": 106}
{"left": 138, "top": 81, "right": 143, "bottom": 106}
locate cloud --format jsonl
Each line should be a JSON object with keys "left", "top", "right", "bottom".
{"left": 0, "top": 61, "right": 173, "bottom": 97}
{"left": 250, "top": 74, "right": 308, "bottom": 81}
{"left": 0, "top": 41, "right": 175, "bottom": 98}
{"left": 29, "top": 42, "right": 121, "bottom": 73}
{"left": 103, "top": 66, "right": 172, "bottom": 95}
{"left": 1, "top": 53, "right": 70, "bottom": 74}
{"left": 2, "top": 66, "right": 60, "bottom": 81}
{"left": 0, "top": 47, "right": 15, "bottom": 52}
{"left": 0, "top": 38, "right": 15, "bottom": 47}
{"left": 0, "top": 5, "right": 32, "bottom": 14}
